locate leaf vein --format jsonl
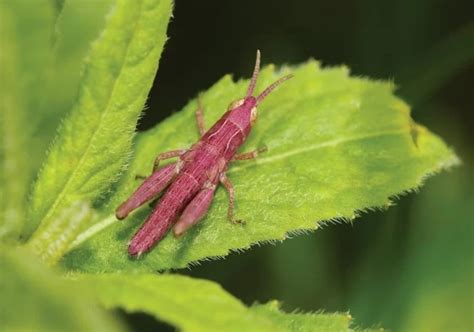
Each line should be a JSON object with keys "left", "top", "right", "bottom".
{"left": 230, "top": 129, "right": 408, "bottom": 173}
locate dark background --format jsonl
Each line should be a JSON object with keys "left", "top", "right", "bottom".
{"left": 131, "top": 0, "right": 473, "bottom": 330}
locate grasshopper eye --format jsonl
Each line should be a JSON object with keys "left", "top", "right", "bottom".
{"left": 228, "top": 98, "right": 245, "bottom": 111}
{"left": 250, "top": 106, "right": 258, "bottom": 125}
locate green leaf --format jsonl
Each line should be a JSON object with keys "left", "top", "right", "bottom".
{"left": 0, "top": 246, "right": 125, "bottom": 331}
{"left": 26, "top": 0, "right": 173, "bottom": 238}
{"left": 39, "top": 0, "right": 116, "bottom": 142}
{"left": 0, "top": 0, "right": 55, "bottom": 240}
{"left": 63, "top": 61, "right": 459, "bottom": 272}
{"left": 1, "top": 1, "right": 116, "bottom": 241}
{"left": 75, "top": 273, "right": 355, "bottom": 332}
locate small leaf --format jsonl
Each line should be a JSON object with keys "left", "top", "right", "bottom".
{"left": 0, "top": 246, "right": 125, "bottom": 331}
{"left": 0, "top": 0, "right": 55, "bottom": 240}
{"left": 74, "top": 273, "right": 356, "bottom": 332}
{"left": 63, "top": 62, "right": 459, "bottom": 272}
{"left": 26, "top": 0, "right": 173, "bottom": 238}
{"left": 250, "top": 301, "right": 355, "bottom": 332}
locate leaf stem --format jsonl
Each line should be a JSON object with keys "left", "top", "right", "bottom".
{"left": 26, "top": 201, "right": 92, "bottom": 266}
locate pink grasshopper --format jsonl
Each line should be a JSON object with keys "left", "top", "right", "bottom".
{"left": 116, "top": 50, "right": 293, "bottom": 256}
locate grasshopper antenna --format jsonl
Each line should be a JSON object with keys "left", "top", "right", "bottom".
{"left": 247, "top": 50, "right": 261, "bottom": 97}
{"left": 256, "top": 73, "right": 294, "bottom": 105}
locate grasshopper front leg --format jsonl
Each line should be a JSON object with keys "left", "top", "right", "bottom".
{"left": 233, "top": 145, "right": 267, "bottom": 161}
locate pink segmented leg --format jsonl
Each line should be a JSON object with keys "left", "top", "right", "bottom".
{"left": 233, "top": 145, "right": 267, "bottom": 161}
{"left": 116, "top": 163, "right": 177, "bottom": 220}
{"left": 153, "top": 149, "right": 186, "bottom": 172}
{"left": 195, "top": 96, "right": 206, "bottom": 136}
{"left": 173, "top": 184, "right": 217, "bottom": 236}
{"left": 219, "top": 173, "right": 243, "bottom": 225}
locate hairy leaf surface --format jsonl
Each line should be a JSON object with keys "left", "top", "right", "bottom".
{"left": 63, "top": 62, "right": 459, "bottom": 272}
{"left": 34, "top": 0, "right": 116, "bottom": 166}
{"left": 75, "top": 273, "right": 354, "bottom": 332}
{"left": 0, "top": 1, "right": 117, "bottom": 241}
{"left": 26, "top": 0, "right": 172, "bottom": 238}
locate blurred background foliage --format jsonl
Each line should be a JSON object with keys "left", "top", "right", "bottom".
{"left": 135, "top": 0, "right": 472, "bottom": 330}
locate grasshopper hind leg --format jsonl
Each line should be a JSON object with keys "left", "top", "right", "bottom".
{"left": 173, "top": 184, "right": 217, "bottom": 236}
{"left": 116, "top": 163, "right": 178, "bottom": 220}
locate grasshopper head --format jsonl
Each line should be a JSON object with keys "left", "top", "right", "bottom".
{"left": 227, "top": 96, "right": 257, "bottom": 127}
{"left": 227, "top": 51, "right": 293, "bottom": 131}
{"left": 227, "top": 50, "right": 293, "bottom": 129}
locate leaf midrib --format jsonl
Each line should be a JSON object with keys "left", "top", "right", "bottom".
{"left": 229, "top": 128, "right": 409, "bottom": 174}
{"left": 37, "top": 1, "right": 145, "bottom": 230}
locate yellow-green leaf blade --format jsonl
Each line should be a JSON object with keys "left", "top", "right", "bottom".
{"left": 26, "top": 0, "right": 172, "bottom": 238}
{"left": 33, "top": 0, "right": 117, "bottom": 164}
{"left": 63, "top": 62, "right": 459, "bottom": 272}
{"left": 75, "top": 273, "right": 356, "bottom": 332}
{"left": 0, "top": 246, "right": 125, "bottom": 332}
